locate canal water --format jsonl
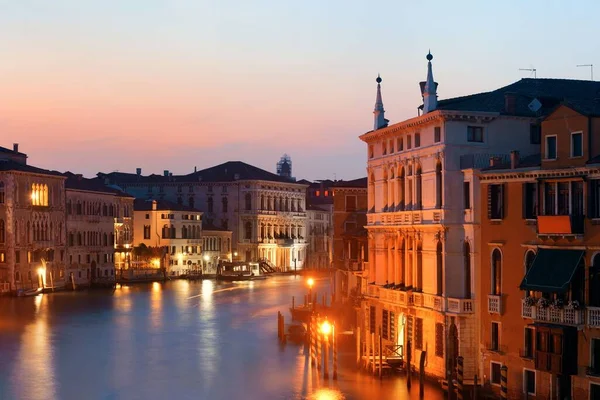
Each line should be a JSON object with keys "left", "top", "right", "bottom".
{"left": 0, "top": 276, "right": 444, "bottom": 400}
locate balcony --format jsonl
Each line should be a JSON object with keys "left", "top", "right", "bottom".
{"left": 537, "top": 215, "right": 584, "bottom": 236}
{"left": 588, "top": 307, "right": 600, "bottom": 328}
{"left": 423, "top": 293, "right": 445, "bottom": 312}
{"left": 521, "top": 300, "right": 584, "bottom": 325}
{"left": 366, "top": 209, "right": 445, "bottom": 226}
{"left": 447, "top": 298, "right": 474, "bottom": 314}
{"left": 488, "top": 294, "right": 502, "bottom": 314}
{"left": 379, "top": 287, "right": 407, "bottom": 307}
{"left": 367, "top": 284, "right": 380, "bottom": 298}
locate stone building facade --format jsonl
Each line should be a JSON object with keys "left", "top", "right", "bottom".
{"left": 100, "top": 161, "right": 308, "bottom": 271}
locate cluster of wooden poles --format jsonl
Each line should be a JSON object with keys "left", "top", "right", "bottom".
{"left": 308, "top": 313, "right": 338, "bottom": 380}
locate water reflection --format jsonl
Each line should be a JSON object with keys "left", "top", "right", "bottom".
{"left": 0, "top": 278, "right": 444, "bottom": 400}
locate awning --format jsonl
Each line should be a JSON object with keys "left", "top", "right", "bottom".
{"left": 519, "top": 249, "right": 584, "bottom": 293}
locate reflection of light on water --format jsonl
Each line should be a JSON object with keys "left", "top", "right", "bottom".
{"left": 152, "top": 281, "right": 161, "bottom": 292}
{"left": 150, "top": 281, "right": 163, "bottom": 330}
{"left": 12, "top": 297, "right": 57, "bottom": 400}
{"left": 34, "top": 293, "right": 43, "bottom": 313}
{"left": 309, "top": 388, "right": 345, "bottom": 400}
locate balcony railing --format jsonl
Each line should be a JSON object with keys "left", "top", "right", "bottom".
{"left": 488, "top": 294, "right": 502, "bottom": 314}
{"left": 367, "top": 285, "right": 380, "bottom": 298}
{"left": 423, "top": 293, "right": 445, "bottom": 312}
{"left": 447, "top": 298, "right": 474, "bottom": 314}
{"left": 521, "top": 300, "right": 584, "bottom": 325}
{"left": 379, "top": 288, "right": 407, "bottom": 307}
{"left": 588, "top": 307, "right": 600, "bottom": 328}
{"left": 367, "top": 209, "right": 445, "bottom": 226}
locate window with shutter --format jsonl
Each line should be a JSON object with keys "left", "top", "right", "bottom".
{"left": 382, "top": 310, "right": 389, "bottom": 340}
{"left": 390, "top": 312, "right": 395, "bottom": 341}
{"left": 489, "top": 184, "right": 504, "bottom": 219}
{"left": 415, "top": 318, "right": 423, "bottom": 350}
{"left": 369, "top": 306, "right": 376, "bottom": 334}
{"left": 435, "top": 323, "right": 444, "bottom": 357}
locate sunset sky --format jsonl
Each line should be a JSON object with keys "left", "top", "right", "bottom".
{"left": 0, "top": 0, "right": 598, "bottom": 180}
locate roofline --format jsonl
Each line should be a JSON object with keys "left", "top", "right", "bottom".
{"left": 66, "top": 187, "right": 123, "bottom": 196}
{"left": 0, "top": 169, "right": 67, "bottom": 179}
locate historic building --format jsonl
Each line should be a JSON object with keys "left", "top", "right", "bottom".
{"left": 306, "top": 204, "right": 332, "bottom": 270}
{"left": 358, "top": 52, "right": 600, "bottom": 383}
{"left": 64, "top": 173, "right": 133, "bottom": 286}
{"left": 133, "top": 199, "right": 203, "bottom": 276}
{"left": 474, "top": 102, "right": 600, "bottom": 399}
{"left": 0, "top": 144, "right": 67, "bottom": 293}
{"left": 202, "top": 223, "right": 233, "bottom": 274}
{"left": 331, "top": 178, "right": 368, "bottom": 303}
{"left": 100, "top": 161, "right": 308, "bottom": 271}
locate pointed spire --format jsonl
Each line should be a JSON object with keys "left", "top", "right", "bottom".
{"left": 421, "top": 50, "right": 438, "bottom": 114}
{"left": 374, "top": 74, "right": 388, "bottom": 130}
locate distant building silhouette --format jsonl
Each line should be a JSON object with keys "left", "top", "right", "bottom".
{"left": 276, "top": 154, "right": 295, "bottom": 181}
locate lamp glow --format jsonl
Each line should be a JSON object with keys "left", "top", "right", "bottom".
{"left": 307, "top": 277, "right": 314, "bottom": 288}
{"left": 321, "top": 320, "right": 332, "bottom": 336}
{"left": 203, "top": 255, "right": 210, "bottom": 261}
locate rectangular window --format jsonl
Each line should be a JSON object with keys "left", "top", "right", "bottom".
{"left": 145, "top": 213, "right": 149, "bottom": 219}
{"left": 434, "top": 127, "right": 441, "bottom": 143}
{"left": 407, "top": 135, "right": 412, "bottom": 149}
{"left": 369, "top": 306, "right": 376, "bottom": 334}
{"left": 389, "top": 312, "right": 395, "bottom": 341}
{"left": 592, "top": 384, "right": 600, "bottom": 400}
{"left": 435, "top": 323, "right": 444, "bottom": 357}
{"left": 491, "top": 322, "right": 500, "bottom": 351}
{"left": 530, "top": 124, "right": 541, "bottom": 144}
{"left": 572, "top": 181, "right": 584, "bottom": 216}
{"left": 524, "top": 327, "right": 534, "bottom": 358}
{"left": 346, "top": 195, "right": 357, "bottom": 211}
{"left": 415, "top": 133, "right": 421, "bottom": 147}
{"left": 15, "top": 250, "right": 20, "bottom": 264}
{"left": 143, "top": 225, "right": 151, "bottom": 240}
{"left": 546, "top": 136, "right": 557, "bottom": 159}
{"left": 397, "top": 138, "right": 403, "bottom": 151}
{"left": 390, "top": 140, "right": 394, "bottom": 153}
{"left": 415, "top": 318, "right": 423, "bottom": 350}
{"left": 467, "top": 126, "right": 483, "bottom": 142}
{"left": 382, "top": 142, "right": 387, "bottom": 155}
{"left": 544, "top": 182, "right": 556, "bottom": 215}
{"left": 488, "top": 184, "right": 504, "bottom": 219}
{"left": 592, "top": 338, "right": 600, "bottom": 374}
{"left": 557, "top": 182, "right": 569, "bottom": 215}
{"left": 571, "top": 132, "right": 583, "bottom": 157}
{"left": 491, "top": 362, "right": 502, "bottom": 385}
{"left": 382, "top": 310, "right": 389, "bottom": 340}
{"left": 523, "top": 369, "right": 536, "bottom": 396}
{"left": 463, "top": 182, "right": 471, "bottom": 209}
{"left": 369, "top": 145, "right": 374, "bottom": 159}
{"left": 523, "top": 183, "right": 538, "bottom": 219}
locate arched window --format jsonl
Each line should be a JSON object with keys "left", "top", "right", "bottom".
{"left": 416, "top": 164, "right": 422, "bottom": 210}
{"left": 162, "top": 225, "right": 168, "bottom": 239}
{"left": 436, "top": 241, "right": 443, "bottom": 295}
{"left": 0, "top": 181, "right": 4, "bottom": 204}
{"left": 245, "top": 193, "right": 252, "bottom": 211}
{"left": 397, "top": 167, "right": 405, "bottom": 211}
{"left": 189, "top": 197, "right": 195, "bottom": 209}
{"left": 368, "top": 172, "right": 375, "bottom": 213}
{"left": 382, "top": 169, "right": 389, "bottom": 212}
{"left": 0, "top": 219, "right": 4, "bottom": 243}
{"left": 491, "top": 248, "right": 502, "bottom": 296}
{"left": 207, "top": 197, "right": 213, "bottom": 213}
{"left": 182, "top": 225, "right": 188, "bottom": 239}
{"left": 435, "top": 162, "right": 442, "bottom": 209}
{"left": 285, "top": 197, "right": 290, "bottom": 212}
{"left": 416, "top": 242, "right": 423, "bottom": 290}
{"left": 464, "top": 242, "right": 472, "bottom": 299}
{"left": 170, "top": 225, "right": 176, "bottom": 239}
{"left": 222, "top": 197, "right": 228, "bottom": 213}
{"left": 245, "top": 222, "right": 252, "bottom": 240}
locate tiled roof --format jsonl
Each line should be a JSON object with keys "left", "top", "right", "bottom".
{"left": 99, "top": 161, "right": 304, "bottom": 185}
{"left": 0, "top": 159, "right": 64, "bottom": 177}
{"left": 480, "top": 154, "right": 542, "bottom": 171}
{"left": 435, "top": 78, "right": 600, "bottom": 117}
{"left": 0, "top": 146, "right": 26, "bottom": 156}
{"left": 133, "top": 198, "right": 198, "bottom": 212}
{"left": 332, "top": 177, "right": 368, "bottom": 188}
{"left": 64, "top": 172, "right": 133, "bottom": 197}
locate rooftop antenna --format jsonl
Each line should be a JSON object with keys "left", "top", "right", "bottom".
{"left": 519, "top": 68, "right": 537, "bottom": 78}
{"left": 577, "top": 64, "right": 594, "bottom": 81}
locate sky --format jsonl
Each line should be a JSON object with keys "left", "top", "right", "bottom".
{"left": 0, "top": 0, "right": 598, "bottom": 181}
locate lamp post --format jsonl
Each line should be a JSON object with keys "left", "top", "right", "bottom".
{"left": 321, "top": 320, "right": 332, "bottom": 379}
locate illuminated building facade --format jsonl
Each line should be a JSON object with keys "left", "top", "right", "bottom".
{"left": 0, "top": 144, "right": 67, "bottom": 293}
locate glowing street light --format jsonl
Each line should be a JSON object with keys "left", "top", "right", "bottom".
{"left": 203, "top": 255, "right": 210, "bottom": 262}
{"left": 321, "top": 319, "right": 332, "bottom": 379}
{"left": 320, "top": 320, "right": 331, "bottom": 336}
{"left": 307, "top": 277, "right": 314, "bottom": 309}
{"left": 37, "top": 267, "right": 46, "bottom": 288}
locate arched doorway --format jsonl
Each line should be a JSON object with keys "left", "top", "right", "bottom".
{"left": 447, "top": 322, "right": 459, "bottom": 379}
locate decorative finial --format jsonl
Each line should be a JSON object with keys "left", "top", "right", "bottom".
{"left": 376, "top": 74, "right": 382, "bottom": 84}
{"left": 426, "top": 50, "right": 433, "bottom": 61}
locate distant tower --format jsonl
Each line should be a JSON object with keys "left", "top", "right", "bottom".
{"left": 373, "top": 74, "right": 388, "bottom": 130}
{"left": 420, "top": 50, "right": 438, "bottom": 114}
{"left": 277, "top": 154, "right": 294, "bottom": 180}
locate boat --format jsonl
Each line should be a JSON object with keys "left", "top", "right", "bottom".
{"left": 17, "top": 288, "right": 43, "bottom": 297}
{"left": 217, "top": 262, "right": 267, "bottom": 281}
{"left": 287, "top": 322, "right": 307, "bottom": 343}
{"left": 289, "top": 305, "right": 313, "bottom": 323}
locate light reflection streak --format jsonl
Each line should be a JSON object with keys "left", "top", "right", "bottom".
{"left": 150, "top": 281, "right": 163, "bottom": 331}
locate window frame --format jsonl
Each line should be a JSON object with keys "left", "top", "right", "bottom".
{"left": 545, "top": 135, "right": 557, "bottom": 160}
{"left": 524, "top": 326, "right": 535, "bottom": 358}
{"left": 490, "top": 361, "right": 502, "bottom": 386}
{"left": 523, "top": 368, "right": 536, "bottom": 396}
{"left": 414, "top": 132, "right": 421, "bottom": 148}
{"left": 434, "top": 126, "right": 441, "bottom": 143}
{"left": 467, "top": 126, "right": 484, "bottom": 143}
{"left": 397, "top": 138, "right": 404, "bottom": 152}
{"left": 345, "top": 195, "right": 357, "bottom": 212}
{"left": 571, "top": 131, "right": 583, "bottom": 158}
{"left": 463, "top": 181, "right": 471, "bottom": 210}
{"left": 491, "top": 321, "right": 500, "bottom": 351}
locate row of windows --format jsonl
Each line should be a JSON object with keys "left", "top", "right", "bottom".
{"left": 544, "top": 131, "right": 582, "bottom": 160}
{"left": 67, "top": 200, "right": 130, "bottom": 217}
{"left": 68, "top": 231, "right": 117, "bottom": 247}
{"left": 158, "top": 225, "right": 201, "bottom": 240}
{"left": 1, "top": 220, "right": 64, "bottom": 245}
{"left": 489, "top": 360, "right": 536, "bottom": 396}
{"left": 252, "top": 223, "right": 304, "bottom": 240}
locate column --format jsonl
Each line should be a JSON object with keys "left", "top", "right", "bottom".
{"left": 389, "top": 178, "right": 395, "bottom": 212}
{"left": 369, "top": 242, "right": 376, "bottom": 281}
{"left": 396, "top": 176, "right": 403, "bottom": 211}
{"left": 386, "top": 237, "right": 393, "bottom": 284}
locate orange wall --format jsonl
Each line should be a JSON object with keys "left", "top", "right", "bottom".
{"left": 541, "top": 105, "right": 589, "bottom": 168}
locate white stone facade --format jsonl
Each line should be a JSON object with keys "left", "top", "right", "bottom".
{"left": 306, "top": 205, "right": 332, "bottom": 269}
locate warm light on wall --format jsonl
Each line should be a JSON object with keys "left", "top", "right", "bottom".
{"left": 31, "top": 183, "right": 49, "bottom": 206}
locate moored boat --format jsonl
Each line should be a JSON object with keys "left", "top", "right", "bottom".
{"left": 217, "top": 262, "right": 267, "bottom": 281}
{"left": 17, "top": 288, "right": 43, "bottom": 297}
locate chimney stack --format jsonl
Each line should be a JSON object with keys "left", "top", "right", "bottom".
{"left": 489, "top": 156, "right": 502, "bottom": 167}
{"left": 136, "top": 168, "right": 142, "bottom": 176}
{"left": 504, "top": 92, "right": 517, "bottom": 114}
{"left": 510, "top": 150, "right": 520, "bottom": 169}
{"left": 13, "top": 143, "right": 19, "bottom": 153}
{"left": 194, "top": 166, "right": 197, "bottom": 173}
{"left": 152, "top": 200, "right": 157, "bottom": 211}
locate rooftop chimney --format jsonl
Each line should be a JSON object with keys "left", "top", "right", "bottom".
{"left": 136, "top": 168, "right": 142, "bottom": 176}
{"left": 164, "top": 170, "right": 169, "bottom": 177}
{"left": 194, "top": 166, "right": 197, "bottom": 173}
{"left": 504, "top": 92, "right": 517, "bottom": 114}
{"left": 13, "top": 143, "right": 18, "bottom": 153}
{"left": 152, "top": 200, "right": 157, "bottom": 211}
{"left": 510, "top": 150, "right": 520, "bottom": 169}
{"left": 489, "top": 156, "right": 502, "bottom": 167}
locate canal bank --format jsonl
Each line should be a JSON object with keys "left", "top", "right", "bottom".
{"left": 0, "top": 276, "right": 444, "bottom": 400}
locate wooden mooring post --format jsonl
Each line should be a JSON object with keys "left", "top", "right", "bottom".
{"left": 419, "top": 350, "right": 426, "bottom": 397}
{"left": 406, "top": 340, "right": 412, "bottom": 389}
{"left": 333, "top": 322, "right": 338, "bottom": 380}
{"left": 457, "top": 356, "right": 464, "bottom": 400}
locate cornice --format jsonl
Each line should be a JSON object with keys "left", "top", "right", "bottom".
{"left": 480, "top": 166, "right": 600, "bottom": 182}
